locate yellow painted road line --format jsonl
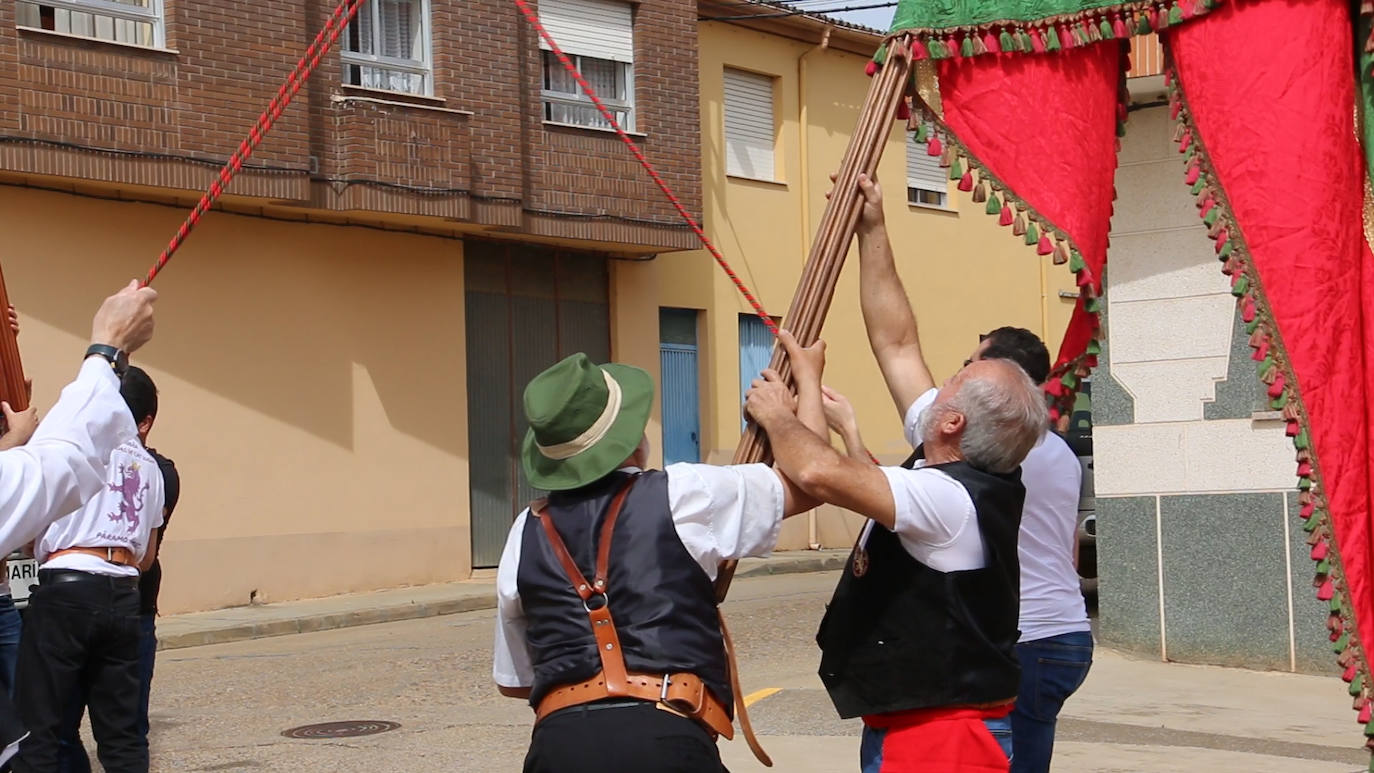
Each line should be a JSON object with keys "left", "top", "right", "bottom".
{"left": 742, "top": 687, "right": 782, "bottom": 707}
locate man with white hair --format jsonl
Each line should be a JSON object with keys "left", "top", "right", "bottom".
{"left": 746, "top": 173, "right": 1047, "bottom": 772}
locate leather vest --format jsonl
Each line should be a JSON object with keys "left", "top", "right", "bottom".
{"left": 815, "top": 460, "right": 1024, "bottom": 718}
{"left": 517, "top": 470, "right": 733, "bottom": 714}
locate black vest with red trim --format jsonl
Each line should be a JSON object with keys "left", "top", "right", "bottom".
{"left": 815, "top": 460, "right": 1024, "bottom": 718}
{"left": 517, "top": 469, "right": 733, "bottom": 714}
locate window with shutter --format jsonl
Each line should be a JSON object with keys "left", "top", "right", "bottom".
{"left": 906, "top": 127, "right": 949, "bottom": 208}
{"left": 343, "top": 0, "right": 432, "bottom": 96}
{"left": 17, "top": 0, "right": 164, "bottom": 48}
{"left": 723, "top": 69, "right": 776, "bottom": 182}
{"left": 538, "top": 0, "right": 635, "bottom": 132}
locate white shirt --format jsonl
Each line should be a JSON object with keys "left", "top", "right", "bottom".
{"left": 1016, "top": 430, "right": 1090, "bottom": 642}
{"left": 904, "top": 386, "right": 1089, "bottom": 641}
{"left": 38, "top": 436, "right": 165, "bottom": 578}
{"left": 0, "top": 358, "right": 138, "bottom": 557}
{"left": 856, "top": 388, "right": 985, "bottom": 573}
{"left": 493, "top": 462, "right": 785, "bottom": 689}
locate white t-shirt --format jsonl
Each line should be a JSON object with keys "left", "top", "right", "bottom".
{"left": 904, "top": 387, "right": 1089, "bottom": 642}
{"left": 37, "top": 437, "right": 166, "bottom": 578}
{"left": 493, "top": 463, "right": 784, "bottom": 689}
{"left": 0, "top": 358, "right": 138, "bottom": 558}
{"left": 1016, "top": 431, "right": 1090, "bottom": 641}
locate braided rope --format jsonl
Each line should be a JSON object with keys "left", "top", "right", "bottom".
{"left": 512, "top": 0, "right": 778, "bottom": 335}
{"left": 142, "top": 0, "right": 366, "bottom": 286}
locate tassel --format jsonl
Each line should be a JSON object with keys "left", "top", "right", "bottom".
{"left": 948, "top": 158, "right": 965, "bottom": 181}
{"left": 1295, "top": 429, "right": 1311, "bottom": 451}
{"left": 1286, "top": 419, "right": 1300, "bottom": 437}
{"left": 1054, "top": 244, "right": 1070, "bottom": 265}
{"left": 1314, "top": 541, "right": 1330, "bottom": 561}
{"left": 940, "top": 146, "right": 956, "bottom": 167}
{"left": 1180, "top": 132, "right": 1193, "bottom": 153}
{"left": 864, "top": 60, "right": 879, "bottom": 77}
{"left": 910, "top": 38, "right": 929, "bottom": 59}
{"left": 1045, "top": 25, "right": 1062, "bottom": 51}
{"left": 1190, "top": 177, "right": 1206, "bottom": 196}
{"left": 1099, "top": 18, "right": 1114, "bottom": 39}
{"left": 1208, "top": 216, "right": 1226, "bottom": 239}
{"left": 999, "top": 205, "right": 1014, "bottom": 227}
{"left": 1018, "top": 30, "right": 1034, "bottom": 51}
{"left": 1267, "top": 373, "right": 1286, "bottom": 398}
{"left": 961, "top": 35, "right": 975, "bottom": 58}
{"left": 1347, "top": 664, "right": 1361, "bottom": 683}
{"left": 1298, "top": 460, "right": 1313, "bottom": 478}
{"left": 1362, "top": 703, "right": 1373, "bottom": 725}
{"left": 958, "top": 171, "right": 974, "bottom": 192}
{"left": 1000, "top": 30, "right": 1015, "bottom": 51}
{"left": 986, "top": 193, "right": 1002, "bottom": 216}
{"left": 927, "top": 136, "right": 942, "bottom": 157}
{"left": 928, "top": 39, "right": 948, "bottom": 60}
{"left": 984, "top": 32, "right": 1000, "bottom": 53}
{"left": 1319, "top": 579, "right": 1336, "bottom": 601}
{"left": 1172, "top": 123, "right": 1186, "bottom": 143}
{"left": 1317, "top": 558, "right": 1332, "bottom": 579}
{"left": 1136, "top": 11, "right": 1153, "bottom": 34}
{"left": 971, "top": 35, "right": 987, "bottom": 55}
{"left": 1148, "top": 7, "right": 1161, "bottom": 29}
{"left": 1169, "top": 3, "right": 1185, "bottom": 24}
{"left": 972, "top": 181, "right": 988, "bottom": 203}
{"left": 1203, "top": 208, "right": 1220, "bottom": 227}
{"left": 1013, "top": 213, "right": 1028, "bottom": 236}
{"left": 1199, "top": 199, "right": 1215, "bottom": 218}
{"left": 1024, "top": 221, "right": 1040, "bottom": 245}
{"left": 1030, "top": 28, "right": 1046, "bottom": 53}
{"left": 1113, "top": 14, "right": 1129, "bottom": 37}
{"left": 1333, "top": 633, "right": 1349, "bottom": 654}
{"left": 1037, "top": 235, "right": 1053, "bottom": 255}
{"left": 1077, "top": 269, "right": 1093, "bottom": 288}
{"left": 1241, "top": 297, "right": 1256, "bottom": 323}
{"left": 1059, "top": 26, "right": 1074, "bottom": 49}
{"left": 1069, "top": 250, "right": 1086, "bottom": 272}
{"left": 1217, "top": 242, "right": 1234, "bottom": 261}
{"left": 1185, "top": 165, "right": 1200, "bottom": 185}
{"left": 1195, "top": 189, "right": 1212, "bottom": 210}
{"left": 914, "top": 123, "right": 929, "bottom": 143}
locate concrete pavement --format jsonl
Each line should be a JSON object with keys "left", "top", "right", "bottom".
{"left": 155, "top": 549, "right": 850, "bottom": 650}
{"left": 138, "top": 571, "right": 1374, "bottom": 772}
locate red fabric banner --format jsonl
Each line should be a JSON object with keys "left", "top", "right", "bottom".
{"left": 936, "top": 43, "right": 1123, "bottom": 375}
{"left": 1168, "top": 0, "right": 1374, "bottom": 666}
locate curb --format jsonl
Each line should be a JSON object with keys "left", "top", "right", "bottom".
{"left": 157, "top": 552, "right": 846, "bottom": 652}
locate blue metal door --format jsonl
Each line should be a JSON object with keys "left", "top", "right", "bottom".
{"left": 660, "top": 309, "right": 700, "bottom": 464}
{"left": 738, "top": 314, "right": 775, "bottom": 430}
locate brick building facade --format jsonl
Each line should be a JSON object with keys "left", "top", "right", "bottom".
{"left": 0, "top": 0, "right": 700, "bottom": 249}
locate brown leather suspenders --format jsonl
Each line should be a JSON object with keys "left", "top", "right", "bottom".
{"left": 531, "top": 476, "right": 773, "bottom": 766}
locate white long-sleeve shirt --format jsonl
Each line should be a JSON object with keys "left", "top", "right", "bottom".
{"left": 0, "top": 357, "right": 138, "bottom": 556}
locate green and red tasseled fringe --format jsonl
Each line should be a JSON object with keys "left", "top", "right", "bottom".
{"left": 1168, "top": 66, "right": 1374, "bottom": 761}
{"left": 905, "top": 98, "right": 1106, "bottom": 419}
{"left": 874, "top": 0, "right": 1223, "bottom": 66}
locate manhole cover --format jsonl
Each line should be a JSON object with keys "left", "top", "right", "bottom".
{"left": 281, "top": 720, "right": 401, "bottom": 739}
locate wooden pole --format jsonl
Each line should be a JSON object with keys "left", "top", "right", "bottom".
{"left": 0, "top": 263, "right": 28, "bottom": 413}
{"left": 715, "top": 37, "right": 915, "bottom": 601}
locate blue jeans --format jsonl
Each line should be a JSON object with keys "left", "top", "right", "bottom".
{"left": 860, "top": 716, "right": 1013, "bottom": 772}
{"left": 1010, "top": 631, "right": 1094, "bottom": 773}
{"left": 57, "top": 614, "right": 156, "bottom": 773}
{"left": 0, "top": 596, "right": 21, "bottom": 697}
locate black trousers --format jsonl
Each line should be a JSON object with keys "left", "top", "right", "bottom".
{"left": 12, "top": 571, "right": 145, "bottom": 773}
{"left": 524, "top": 700, "right": 728, "bottom": 773}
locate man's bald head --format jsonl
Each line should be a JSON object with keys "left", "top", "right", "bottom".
{"left": 918, "top": 359, "right": 1049, "bottom": 473}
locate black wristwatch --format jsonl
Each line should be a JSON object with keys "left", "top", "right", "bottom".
{"left": 84, "top": 344, "right": 129, "bottom": 377}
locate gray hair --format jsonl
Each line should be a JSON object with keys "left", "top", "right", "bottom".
{"left": 919, "top": 362, "right": 1049, "bottom": 474}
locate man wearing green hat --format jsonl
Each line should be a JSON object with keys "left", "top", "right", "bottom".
{"left": 492, "top": 334, "right": 825, "bottom": 773}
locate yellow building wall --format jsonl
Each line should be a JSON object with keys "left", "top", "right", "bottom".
{"left": 666, "top": 22, "right": 1079, "bottom": 548}
{"left": 0, "top": 186, "right": 471, "bottom": 613}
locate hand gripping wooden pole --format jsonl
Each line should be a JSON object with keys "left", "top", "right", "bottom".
{"left": 714, "top": 37, "right": 916, "bottom": 603}
{"left": 0, "top": 263, "right": 28, "bottom": 413}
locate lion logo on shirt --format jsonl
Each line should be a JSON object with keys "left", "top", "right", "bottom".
{"left": 106, "top": 462, "right": 148, "bottom": 532}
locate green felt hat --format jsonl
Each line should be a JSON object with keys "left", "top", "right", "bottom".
{"left": 520, "top": 353, "right": 654, "bottom": 491}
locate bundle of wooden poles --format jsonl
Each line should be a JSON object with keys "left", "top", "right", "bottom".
{"left": 714, "top": 35, "right": 917, "bottom": 602}
{"left": 0, "top": 263, "right": 27, "bottom": 414}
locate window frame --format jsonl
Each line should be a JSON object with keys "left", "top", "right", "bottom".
{"left": 340, "top": 0, "right": 434, "bottom": 97}
{"left": 540, "top": 51, "right": 636, "bottom": 133}
{"left": 18, "top": 0, "right": 166, "bottom": 48}
{"left": 905, "top": 127, "right": 952, "bottom": 211}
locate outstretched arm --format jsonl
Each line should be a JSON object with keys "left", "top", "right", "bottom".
{"left": 851, "top": 174, "right": 935, "bottom": 418}
{"left": 821, "top": 385, "right": 871, "bottom": 463}
{"left": 748, "top": 341, "right": 896, "bottom": 530}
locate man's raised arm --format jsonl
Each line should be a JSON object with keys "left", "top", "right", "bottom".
{"left": 0, "top": 280, "right": 156, "bottom": 554}
{"left": 853, "top": 173, "right": 935, "bottom": 418}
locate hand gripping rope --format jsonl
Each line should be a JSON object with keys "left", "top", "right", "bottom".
{"left": 141, "top": 0, "right": 780, "bottom": 343}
